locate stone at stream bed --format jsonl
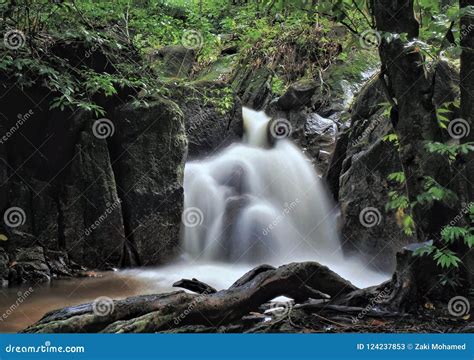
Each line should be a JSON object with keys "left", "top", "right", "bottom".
{"left": 45, "top": 250, "right": 74, "bottom": 278}
{"left": 9, "top": 247, "right": 51, "bottom": 285}
{"left": 4, "top": 246, "right": 82, "bottom": 285}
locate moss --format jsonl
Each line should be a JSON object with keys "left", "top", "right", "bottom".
{"left": 195, "top": 55, "right": 238, "bottom": 82}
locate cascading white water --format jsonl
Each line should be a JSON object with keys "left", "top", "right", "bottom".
{"left": 117, "top": 108, "right": 389, "bottom": 292}
{"left": 182, "top": 108, "right": 341, "bottom": 266}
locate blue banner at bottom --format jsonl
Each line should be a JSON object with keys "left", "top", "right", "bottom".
{"left": 0, "top": 334, "right": 472, "bottom": 359}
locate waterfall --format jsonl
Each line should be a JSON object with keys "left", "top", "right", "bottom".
{"left": 182, "top": 108, "right": 341, "bottom": 265}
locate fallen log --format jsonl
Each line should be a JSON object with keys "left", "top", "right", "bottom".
{"left": 22, "top": 261, "right": 357, "bottom": 333}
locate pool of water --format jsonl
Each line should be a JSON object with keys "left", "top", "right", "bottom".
{"left": 0, "top": 261, "right": 388, "bottom": 333}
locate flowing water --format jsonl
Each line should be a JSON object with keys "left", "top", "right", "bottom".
{"left": 182, "top": 108, "right": 340, "bottom": 264}
{"left": 0, "top": 107, "right": 389, "bottom": 333}
{"left": 180, "top": 107, "right": 388, "bottom": 284}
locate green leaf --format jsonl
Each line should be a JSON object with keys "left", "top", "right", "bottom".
{"left": 433, "top": 249, "right": 462, "bottom": 269}
{"left": 441, "top": 226, "right": 468, "bottom": 243}
{"left": 465, "top": 234, "right": 474, "bottom": 248}
{"left": 388, "top": 171, "right": 406, "bottom": 184}
{"left": 413, "top": 245, "right": 435, "bottom": 257}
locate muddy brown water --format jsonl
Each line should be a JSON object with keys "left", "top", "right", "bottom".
{"left": 0, "top": 271, "right": 172, "bottom": 333}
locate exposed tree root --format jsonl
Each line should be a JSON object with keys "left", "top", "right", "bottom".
{"left": 173, "top": 278, "right": 217, "bottom": 294}
{"left": 23, "top": 262, "right": 357, "bottom": 333}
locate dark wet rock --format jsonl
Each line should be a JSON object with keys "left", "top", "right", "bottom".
{"left": 217, "top": 194, "right": 252, "bottom": 260}
{"left": 0, "top": 39, "right": 189, "bottom": 281}
{"left": 111, "top": 98, "right": 187, "bottom": 265}
{"left": 0, "top": 247, "right": 9, "bottom": 284}
{"left": 65, "top": 128, "right": 126, "bottom": 269}
{"left": 276, "top": 79, "right": 320, "bottom": 111}
{"left": 9, "top": 246, "right": 51, "bottom": 285}
{"left": 182, "top": 97, "right": 242, "bottom": 159}
{"left": 265, "top": 104, "right": 338, "bottom": 173}
{"left": 45, "top": 250, "right": 74, "bottom": 278}
{"left": 333, "top": 76, "right": 415, "bottom": 272}
{"left": 339, "top": 135, "right": 414, "bottom": 272}
{"left": 232, "top": 66, "right": 272, "bottom": 110}
{"left": 325, "top": 130, "right": 349, "bottom": 202}
{"left": 327, "top": 60, "right": 461, "bottom": 272}
{"left": 303, "top": 113, "right": 338, "bottom": 170}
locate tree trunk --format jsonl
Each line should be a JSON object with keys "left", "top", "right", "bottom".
{"left": 373, "top": 0, "right": 454, "bottom": 241}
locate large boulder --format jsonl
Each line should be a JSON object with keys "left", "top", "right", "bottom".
{"left": 111, "top": 98, "right": 187, "bottom": 265}
{"left": 63, "top": 126, "right": 126, "bottom": 269}
{"left": 0, "top": 38, "right": 190, "bottom": 282}
{"left": 330, "top": 76, "right": 415, "bottom": 272}
{"left": 328, "top": 60, "right": 461, "bottom": 272}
